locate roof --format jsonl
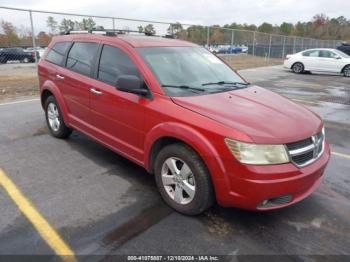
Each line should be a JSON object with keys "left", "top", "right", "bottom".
{"left": 117, "top": 35, "right": 197, "bottom": 48}
{"left": 52, "top": 33, "right": 197, "bottom": 48}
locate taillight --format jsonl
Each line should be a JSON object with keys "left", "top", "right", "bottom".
{"left": 31, "top": 51, "right": 35, "bottom": 58}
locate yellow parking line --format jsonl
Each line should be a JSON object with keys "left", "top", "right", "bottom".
{"left": 332, "top": 151, "right": 350, "bottom": 160}
{"left": 0, "top": 169, "right": 77, "bottom": 262}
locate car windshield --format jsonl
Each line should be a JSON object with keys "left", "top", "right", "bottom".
{"left": 335, "top": 49, "right": 350, "bottom": 58}
{"left": 137, "top": 47, "right": 247, "bottom": 96}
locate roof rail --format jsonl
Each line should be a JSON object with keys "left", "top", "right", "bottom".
{"left": 61, "top": 28, "right": 175, "bottom": 38}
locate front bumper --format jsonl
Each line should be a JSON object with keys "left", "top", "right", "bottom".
{"left": 213, "top": 142, "right": 331, "bottom": 210}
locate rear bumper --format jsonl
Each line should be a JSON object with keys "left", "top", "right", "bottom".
{"left": 283, "top": 60, "right": 292, "bottom": 69}
{"left": 214, "top": 142, "right": 331, "bottom": 210}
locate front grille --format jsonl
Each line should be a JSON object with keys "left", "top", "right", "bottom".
{"left": 292, "top": 150, "right": 314, "bottom": 165}
{"left": 286, "top": 137, "right": 313, "bottom": 151}
{"left": 286, "top": 131, "right": 324, "bottom": 167}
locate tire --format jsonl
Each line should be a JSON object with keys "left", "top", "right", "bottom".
{"left": 343, "top": 65, "right": 350, "bottom": 77}
{"left": 154, "top": 143, "right": 214, "bottom": 215}
{"left": 44, "top": 96, "right": 72, "bottom": 139}
{"left": 23, "top": 57, "right": 29, "bottom": 63}
{"left": 0, "top": 58, "right": 7, "bottom": 64}
{"left": 292, "top": 62, "right": 304, "bottom": 74}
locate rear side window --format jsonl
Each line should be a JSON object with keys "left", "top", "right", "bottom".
{"left": 98, "top": 45, "right": 140, "bottom": 86}
{"left": 46, "top": 42, "right": 71, "bottom": 65}
{"left": 302, "top": 50, "right": 319, "bottom": 57}
{"left": 66, "top": 42, "right": 99, "bottom": 77}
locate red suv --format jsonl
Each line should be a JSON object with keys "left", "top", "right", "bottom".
{"left": 38, "top": 32, "right": 330, "bottom": 215}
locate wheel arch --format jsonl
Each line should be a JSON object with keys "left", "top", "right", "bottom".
{"left": 144, "top": 122, "right": 225, "bottom": 178}
{"left": 40, "top": 81, "right": 70, "bottom": 124}
{"left": 341, "top": 64, "right": 350, "bottom": 73}
{"left": 291, "top": 61, "right": 304, "bottom": 69}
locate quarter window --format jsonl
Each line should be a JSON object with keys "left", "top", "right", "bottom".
{"left": 66, "top": 42, "right": 99, "bottom": 77}
{"left": 46, "top": 42, "right": 71, "bottom": 65}
{"left": 98, "top": 45, "right": 140, "bottom": 86}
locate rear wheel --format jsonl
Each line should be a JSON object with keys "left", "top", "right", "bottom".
{"left": 44, "top": 96, "right": 72, "bottom": 139}
{"left": 343, "top": 65, "right": 350, "bottom": 77}
{"left": 154, "top": 143, "right": 214, "bottom": 215}
{"left": 292, "top": 62, "right": 304, "bottom": 74}
{"left": 23, "top": 57, "right": 30, "bottom": 63}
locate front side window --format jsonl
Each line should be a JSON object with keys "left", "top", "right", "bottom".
{"left": 98, "top": 45, "right": 140, "bottom": 86}
{"left": 319, "top": 50, "right": 337, "bottom": 58}
{"left": 46, "top": 42, "right": 71, "bottom": 65}
{"left": 66, "top": 42, "right": 99, "bottom": 76}
{"left": 137, "top": 47, "right": 247, "bottom": 97}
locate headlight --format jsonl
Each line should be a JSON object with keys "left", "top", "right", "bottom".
{"left": 224, "top": 138, "right": 290, "bottom": 165}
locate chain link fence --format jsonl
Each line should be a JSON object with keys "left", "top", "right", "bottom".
{"left": 0, "top": 6, "right": 343, "bottom": 100}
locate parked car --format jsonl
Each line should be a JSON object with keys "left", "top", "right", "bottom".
{"left": 38, "top": 33, "right": 330, "bottom": 215}
{"left": 240, "top": 45, "right": 248, "bottom": 53}
{"left": 25, "top": 47, "right": 46, "bottom": 59}
{"left": 208, "top": 45, "right": 220, "bottom": 54}
{"left": 0, "top": 47, "right": 37, "bottom": 63}
{"left": 337, "top": 42, "right": 350, "bottom": 56}
{"left": 284, "top": 48, "right": 350, "bottom": 77}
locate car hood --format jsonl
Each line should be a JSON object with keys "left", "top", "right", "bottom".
{"left": 171, "top": 86, "right": 323, "bottom": 144}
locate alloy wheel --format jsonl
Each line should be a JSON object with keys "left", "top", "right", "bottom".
{"left": 161, "top": 157, "right": 196, "bottom": 205}
{"left": 47, "top": 102, "right": 60, "bottom": 132}
{"left": 292, "top": 63, "right": 303, "bottom": 73}
{"left": 344, "top": 66, "right": 350, "bottom": 77}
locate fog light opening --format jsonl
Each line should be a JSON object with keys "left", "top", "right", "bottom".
{"left": 258, "top": 194, "right": 293, "bottom": 208}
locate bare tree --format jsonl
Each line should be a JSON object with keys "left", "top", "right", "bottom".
{"left": 46, "top": 16, "right": 58, "bottom": 35}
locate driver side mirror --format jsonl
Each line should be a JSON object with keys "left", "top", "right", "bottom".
{"left": 335, "top": 56, "right": 342, "bottom": 60}
{"left": 116, "top": 75, "right": 149, "bottom": 96}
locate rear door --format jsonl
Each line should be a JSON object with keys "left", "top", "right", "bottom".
{"left": 57, "top": 41, "right": 100, "bottom": 128}
{"left": 89, "top": 44, "right": 147, "bottom": 162}
{"left": 40, "top": 41, "right": 71, "bottom": 90}
{"left": 301, "top": 50, "right": 320, "bottom": 70}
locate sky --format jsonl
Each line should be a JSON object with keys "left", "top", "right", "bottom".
{"left": 0, "top": 0, "right": 349, "bottom": 33}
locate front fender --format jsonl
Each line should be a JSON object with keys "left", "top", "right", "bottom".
{"left": 41, "top": 80, "right": 70, "bottom": 125}
{"left": 144, "top": 122, "right": 227, "bottom": 179}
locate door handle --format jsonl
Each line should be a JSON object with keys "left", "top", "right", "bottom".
{"left": 56, "top": 74, "right": 65, "bottom": 80}
{"left": 90, "top": 88, "right": 103, "bottom": 95}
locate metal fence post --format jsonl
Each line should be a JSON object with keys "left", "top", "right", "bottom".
{"left": 267, "top": 34, "right": 272, "bottom": 64}
{"left": 206, "top": 26, "right": 210, "bottom": 47}
{"left": 252, "top": 31, "right": 256, "bottom": 56}
{"left": 29, "top": 10, "right": 38, "bottom": 64}
{"left": 282, "top": 36, "right": 286, "bottom": 58}
{"left": 293, "top": 36, "right": 296, "bottom": 53}
{"left": 231, "top": 30, "right": 234, "bottom": 46}
{"left": 301, "top": 38, "right": 304, "bottom": 50}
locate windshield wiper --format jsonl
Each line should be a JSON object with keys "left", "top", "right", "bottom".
{"left": 161, "top": 84, "right": 206, "bottom": 92}
{"left": 202, "top": 81, "right": 250, "bottom": 86}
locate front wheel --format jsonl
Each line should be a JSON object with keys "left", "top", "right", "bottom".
{"left": 154, "top": 143, "right": 214, "bottom": 215}
{"left": 292, "top": 62, "right": 304, "bottom": 74}
{"left": 44, "top": 96, "right": 72, "bottom": 139}
{"left": 343, "top": 65, "right": 350, "bottom": 77}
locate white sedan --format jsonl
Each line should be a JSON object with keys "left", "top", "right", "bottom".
{"left": 284, "top": 48, "right": 350, "bottom": 77}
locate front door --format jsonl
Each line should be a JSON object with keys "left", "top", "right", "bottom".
{"left": 90, "top": 44, "right": 147, "bottom": 162}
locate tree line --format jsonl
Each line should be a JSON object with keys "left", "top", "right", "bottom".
{"left": 0, "top": 13, "right": 349, "bottom": 47}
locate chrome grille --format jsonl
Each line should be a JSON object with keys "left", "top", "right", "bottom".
{"left": 286, "top": 131, "right": 325, "bottom": 167}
